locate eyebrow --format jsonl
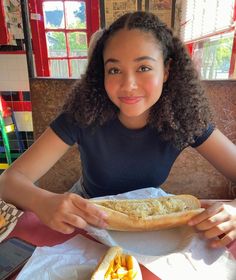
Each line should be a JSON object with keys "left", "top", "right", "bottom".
{"left": 104, "top": 56, "right": 157, "bottom": 66}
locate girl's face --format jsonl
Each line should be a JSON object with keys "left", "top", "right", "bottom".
{"left": 103, "top": 28, "right": 169, "bottom": 129}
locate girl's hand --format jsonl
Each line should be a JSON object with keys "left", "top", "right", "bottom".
{"left": 188, "top": 199, "right": 236, "bottom": 248}
{"left": 34, "top": 192, "right": 108, "bottom": 234}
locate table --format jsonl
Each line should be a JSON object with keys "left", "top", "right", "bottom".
{"left": 8, "top": 211, "right": 161, "bottom": 279}
{"left": 8, "top": 211, "right": 236, "bottom": 279}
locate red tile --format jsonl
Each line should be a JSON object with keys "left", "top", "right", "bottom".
{"left": 12, "top": 102, "right": 24, "bottom": 111}
{"left": 8, "top": 101, "right": 32, "bottom": 112}
{"left": 23, "top": 102, "right": 32, "bottom": 111}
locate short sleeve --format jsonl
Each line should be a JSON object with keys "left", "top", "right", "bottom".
{"left": 190, "top": 124, "right": 215, "bottom": 148}
{"left": 50, "top": 113, "right": 80, "bottom": 146}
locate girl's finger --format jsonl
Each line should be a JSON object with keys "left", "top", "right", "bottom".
{"left": 189, "top": 202, "right": 225, "bottom": 226}
{"left": 50, "top": 221, "right": 76, "bottom": 234}
{"left": 78, "top": 210, "right": 108, "bottom": 228}
{"left": 70, "top": 194, "right": 108, "bottom": 220}
{"left": 203, "top": 220, "right": 233, "bottom": 239}
{"left": 210, "top": 230, "right": 236, "bottom": 248}
{"left": 62, "top": 212, "right": 87, "bottom": 229}
{"left": 194, "top": 211, "right": 229, "bottom": 231}
{"left": 72, "top": 207, "right": 108, "bottom": 228}
{"left": 63, "top": 201, "right": 108, "bottom": 229}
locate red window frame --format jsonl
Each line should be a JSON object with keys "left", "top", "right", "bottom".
{"left": 28, "top": 0, "right": 99, "bottom": 77}
{"left": 0, "top": 0, "right": 8, "bottom": 45}
{"left": 229, "top": 1, "right": 236, "bottom": 77}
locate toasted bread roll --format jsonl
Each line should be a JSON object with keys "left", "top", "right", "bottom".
{"left": 91, "top": 246, "right": 142, "bottom": 280}
{"left": 91, "top": 195, "right": 204, "bottom": 231}
{"left": 0, "top": 213, "right": 6, "bottom": 229}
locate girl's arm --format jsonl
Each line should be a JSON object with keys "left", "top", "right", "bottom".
{"left": 195, "top": 128, "right": 236, "bottom": 182}
{"left": 0, "top": 128, "right": 70, "bottom": 208}
{"left": 0, "top": 128, "right": 107, "bottom": 233}
{"left": 190, "top": 129, "right": 236, "bottom": 247}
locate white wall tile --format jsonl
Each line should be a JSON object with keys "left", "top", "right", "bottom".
{"left": 0, "top": 54, "right": 30, "bottom": 91}
{"left": 14, "top": 112, "right": 33, "bottom": 131}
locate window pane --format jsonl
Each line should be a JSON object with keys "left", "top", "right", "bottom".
{"left": 68, "top": 32, "right": 88, "bottom": 56}
{"left": 46, "top": 32, "right": 67, "bottom": 57}
{"left": 192, "top": 32, "right": 234, "bottom": 80}
{"left": 65, "top": 1, "right": 86, "bottom": 29}
{"left": 70, "top": 59, "right": 87, "bottom": 78}
{"left": 50, "top": 59, "right": 69, "bottom": 78}
{"left": 43, "top": 1, "right": 65, "bottom": 29}
{"left": 180, "top": 0, "right": 235, "bottom": 42}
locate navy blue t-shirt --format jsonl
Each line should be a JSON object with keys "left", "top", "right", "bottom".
{"left": 50, "top": 113, "right": 214, "bottom": 197}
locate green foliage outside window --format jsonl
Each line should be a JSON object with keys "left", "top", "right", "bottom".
{"left": 46, "top": 5, "right": 87, "bottom": 53}
{"left": 201, "top": 35, "right": 234, "bottom": 79}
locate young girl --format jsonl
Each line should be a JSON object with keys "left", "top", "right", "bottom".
{"left": 0, "top": 11, "right": 236, "bottom": 248}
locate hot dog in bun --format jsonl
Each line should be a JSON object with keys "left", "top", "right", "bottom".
{"left": 91, "top": 194, "right": 203, "bottom": 231}
{"left": 91, "top": 246, "right": 142, "bottom": 280}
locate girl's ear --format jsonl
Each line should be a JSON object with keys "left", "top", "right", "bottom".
{"left": 163, "top": 59, "right": 172, "bottom": 82}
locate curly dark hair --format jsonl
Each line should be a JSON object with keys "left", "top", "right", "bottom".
{"left": 64, "top": 11, "right": 214, "bottom": 150}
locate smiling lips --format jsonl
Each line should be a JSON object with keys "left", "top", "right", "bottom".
{"left": 119, "top": 96, "right": 143, "bottom": 104}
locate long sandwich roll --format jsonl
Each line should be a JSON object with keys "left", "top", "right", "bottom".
{"left": 91, "top": 246, "right": 142, "bottom": 280}
{"left": 91, "top": 195, "right": 204, "bottom": 231}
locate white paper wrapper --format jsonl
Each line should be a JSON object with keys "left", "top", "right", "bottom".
{"left": 16, "top": 235, "right": 108, "bottom": 280}
{"left": 17, "top": 188, "right": 236, "bottom": 280}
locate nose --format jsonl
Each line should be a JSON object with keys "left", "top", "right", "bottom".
{"left": 120, "top": 73, "right": 138, "bottom": 93}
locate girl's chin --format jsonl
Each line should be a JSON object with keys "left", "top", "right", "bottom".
{"left": 119, "top": 110, "right": 150, "bottom": 125}
{"left": 120, "top": 112, "right": 145, "bottom": 119}
{"left": 119, "top": 109, "right": 150, "bottom": 118}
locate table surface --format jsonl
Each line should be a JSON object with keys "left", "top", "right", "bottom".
{"left": 8, "top": 211, "right": 236, "bottom": 279}
{"left": 8, "top": 211, "right": 161, "bottom": 279}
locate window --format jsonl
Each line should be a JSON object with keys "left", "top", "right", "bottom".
{"left": 192, "top": 32, "right": 234, "bottom": 80}
{"left": 180, "top": 0, "right": 236, "bottom": 80}
{"left": 29, "top": 0, "right": 99, "bottom": 77}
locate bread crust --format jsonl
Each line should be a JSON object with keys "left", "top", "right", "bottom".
{"left": 91, "top": 195, "right": 204, "bottom": 231}
{"left": 91, "top": 246, "right": 142, "bottom": 280}
{"left": 91, "top": 246, "right": 122, "bottom": 280}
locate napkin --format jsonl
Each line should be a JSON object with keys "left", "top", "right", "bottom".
{"left": 16, "top": 234, "right": 108, "bottom": 280}
{"left": 17, "top": 188, "right": 236, "bottom": 280}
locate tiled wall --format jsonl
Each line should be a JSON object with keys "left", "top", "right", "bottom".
{"left": 0, "top": 54, "right": 29, "bottom": 91}
{"left": 0, "top": 91, "right": 34, "bottom": 155}
{"left": 1, "top": 91, "right": 31, "bottom": 112}
{"left": 0, "top": 54, "right": 33, "bottom": 164}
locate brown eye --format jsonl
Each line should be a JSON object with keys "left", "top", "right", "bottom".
{"left": 138, "top": 66, "right": 151, "bottom": 72}
{"left": 108, "top": 68, "right": 120, "bottom": 74}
